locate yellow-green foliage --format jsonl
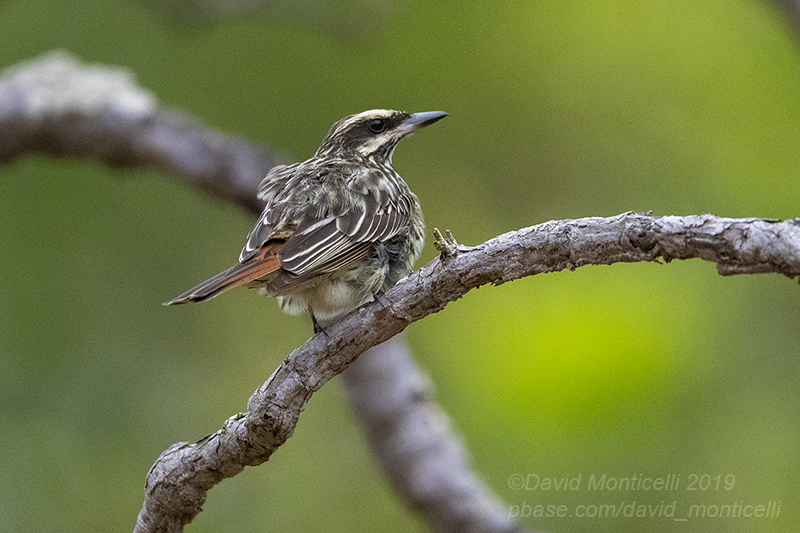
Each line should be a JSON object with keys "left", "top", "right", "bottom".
{"left": 1, "top": 1, "right": 798, "bottom": 532}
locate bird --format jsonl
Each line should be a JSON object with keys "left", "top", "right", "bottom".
{"left": 164, "top": 109, "right": 448, "bottom": 333}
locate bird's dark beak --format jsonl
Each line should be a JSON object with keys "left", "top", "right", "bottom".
{"left": 397, "top": 111, "right": 448, "bottom": 135}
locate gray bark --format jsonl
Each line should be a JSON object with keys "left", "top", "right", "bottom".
{"left": 0, "top": 51, "right": 538, "bottom": 533}
{"left": 3, "top": 51, "right": 799, "bottom": 533}
{"left": 134, "top": 211, "right": 800, "bottom": 532}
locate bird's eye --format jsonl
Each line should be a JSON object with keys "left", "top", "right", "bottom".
{"left": 369, "top": 118, "right": 386, "bottom": 133}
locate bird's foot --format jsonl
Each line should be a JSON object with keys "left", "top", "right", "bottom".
{"left": 373, "top": 289, "right": 389, "bottom": 309}
{"left": 309, "top": 308, "right": 329, "bottom": 337}
{"left": 433, "top": 227, "right": 459, "bottom": 259}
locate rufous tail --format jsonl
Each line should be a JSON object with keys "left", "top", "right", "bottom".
{"left": 163, "top": 245, "right": 281, "bottom": 305}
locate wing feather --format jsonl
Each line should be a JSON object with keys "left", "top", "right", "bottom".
{"left": 240, "top": 166, "right": 413, "bottom": 288}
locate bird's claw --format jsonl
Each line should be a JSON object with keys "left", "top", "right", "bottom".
{"left": 433, "top": 227, "right": 459, "bottom": 259}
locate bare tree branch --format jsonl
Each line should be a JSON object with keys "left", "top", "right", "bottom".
{"left": 5, "top": 52, "right": 800, "bottom": 533}
{"left": 0, "top": 50, "right": 278, "bottom": 214}
{"left": 344, "top": 338, "right": 526, "bottom": 533}
{"left": 770, "top": 0, "right": 800, "bottom": 40}
{"left": 1, "top": 52, "right": 529, "bottom": 533}
{"left": 134, "top": 212, "right": 800, "bottom": 531}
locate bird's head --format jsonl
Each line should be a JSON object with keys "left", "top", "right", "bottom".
{"left": 315, "top": 109, "right": 448, "bottom": 164}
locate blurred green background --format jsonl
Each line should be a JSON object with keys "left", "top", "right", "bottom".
{"left": 1, "top": 1, "right": 798, "bottom": 532}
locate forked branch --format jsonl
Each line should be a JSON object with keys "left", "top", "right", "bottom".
{"left": 134, "top": 211, "right": 800, "bottom": 531}
{"left": 3, "top": 52, "right": 798, "bottom": 533}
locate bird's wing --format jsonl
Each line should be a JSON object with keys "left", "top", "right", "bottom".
{"left": 240, "top": 164, "right": 413, "bottom": 289}
{"left": 239, "top": 163, "right": 299, "bottom": 262}
{"left": 278, "top": 171, "right": 412, "bottom": 277}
